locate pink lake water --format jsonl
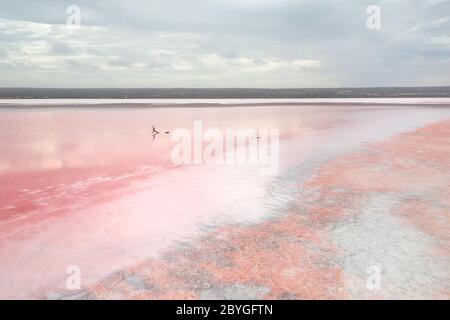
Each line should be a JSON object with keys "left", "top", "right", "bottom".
{"left": 0, "top": 99, "right": 449, "bottom": 299}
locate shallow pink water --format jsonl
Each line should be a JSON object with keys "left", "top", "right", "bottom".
{"left": 0, "top": 103, "right": 449, "bottom": 298}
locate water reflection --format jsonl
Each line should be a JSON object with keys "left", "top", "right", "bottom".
{"left": 0, "top": 104, "right": 449, "bottom": 298}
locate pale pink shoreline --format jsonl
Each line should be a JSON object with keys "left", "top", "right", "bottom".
{"left": 0, "top": 103, "right": 449, "bottom": 299}
{"left": 1, "top": 97, "right": 450, "bottom": 108}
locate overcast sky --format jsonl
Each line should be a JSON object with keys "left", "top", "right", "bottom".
{"left": 0, "top": 0, "right": 449, "bottom": 88}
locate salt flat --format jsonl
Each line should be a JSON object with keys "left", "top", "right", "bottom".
{"left": 0, "top": 100, "right": 449, "bottom": 299}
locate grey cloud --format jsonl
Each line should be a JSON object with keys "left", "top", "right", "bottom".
{"left": 49, "top": 41, "right": 74, "bottom": 55}
{"left": 0, "top": 0, "right": 449, "bottom": 87}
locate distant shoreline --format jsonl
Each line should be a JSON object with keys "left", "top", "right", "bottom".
{"left": 1, "top": 87, "right": 450, "bottom": 100}
{"left": 1, "top": 98, "right": 450, "bottom": 109}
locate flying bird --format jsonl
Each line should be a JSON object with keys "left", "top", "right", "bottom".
{"left": 151, "top": 124, "right": 160, "bottom": 141}
{"left": 151, "top": 124, "right": 170, "bottom": 141}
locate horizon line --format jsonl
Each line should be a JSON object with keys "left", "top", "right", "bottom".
{"left": 1, "top": 85, "right": 450, "bottom": 90}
